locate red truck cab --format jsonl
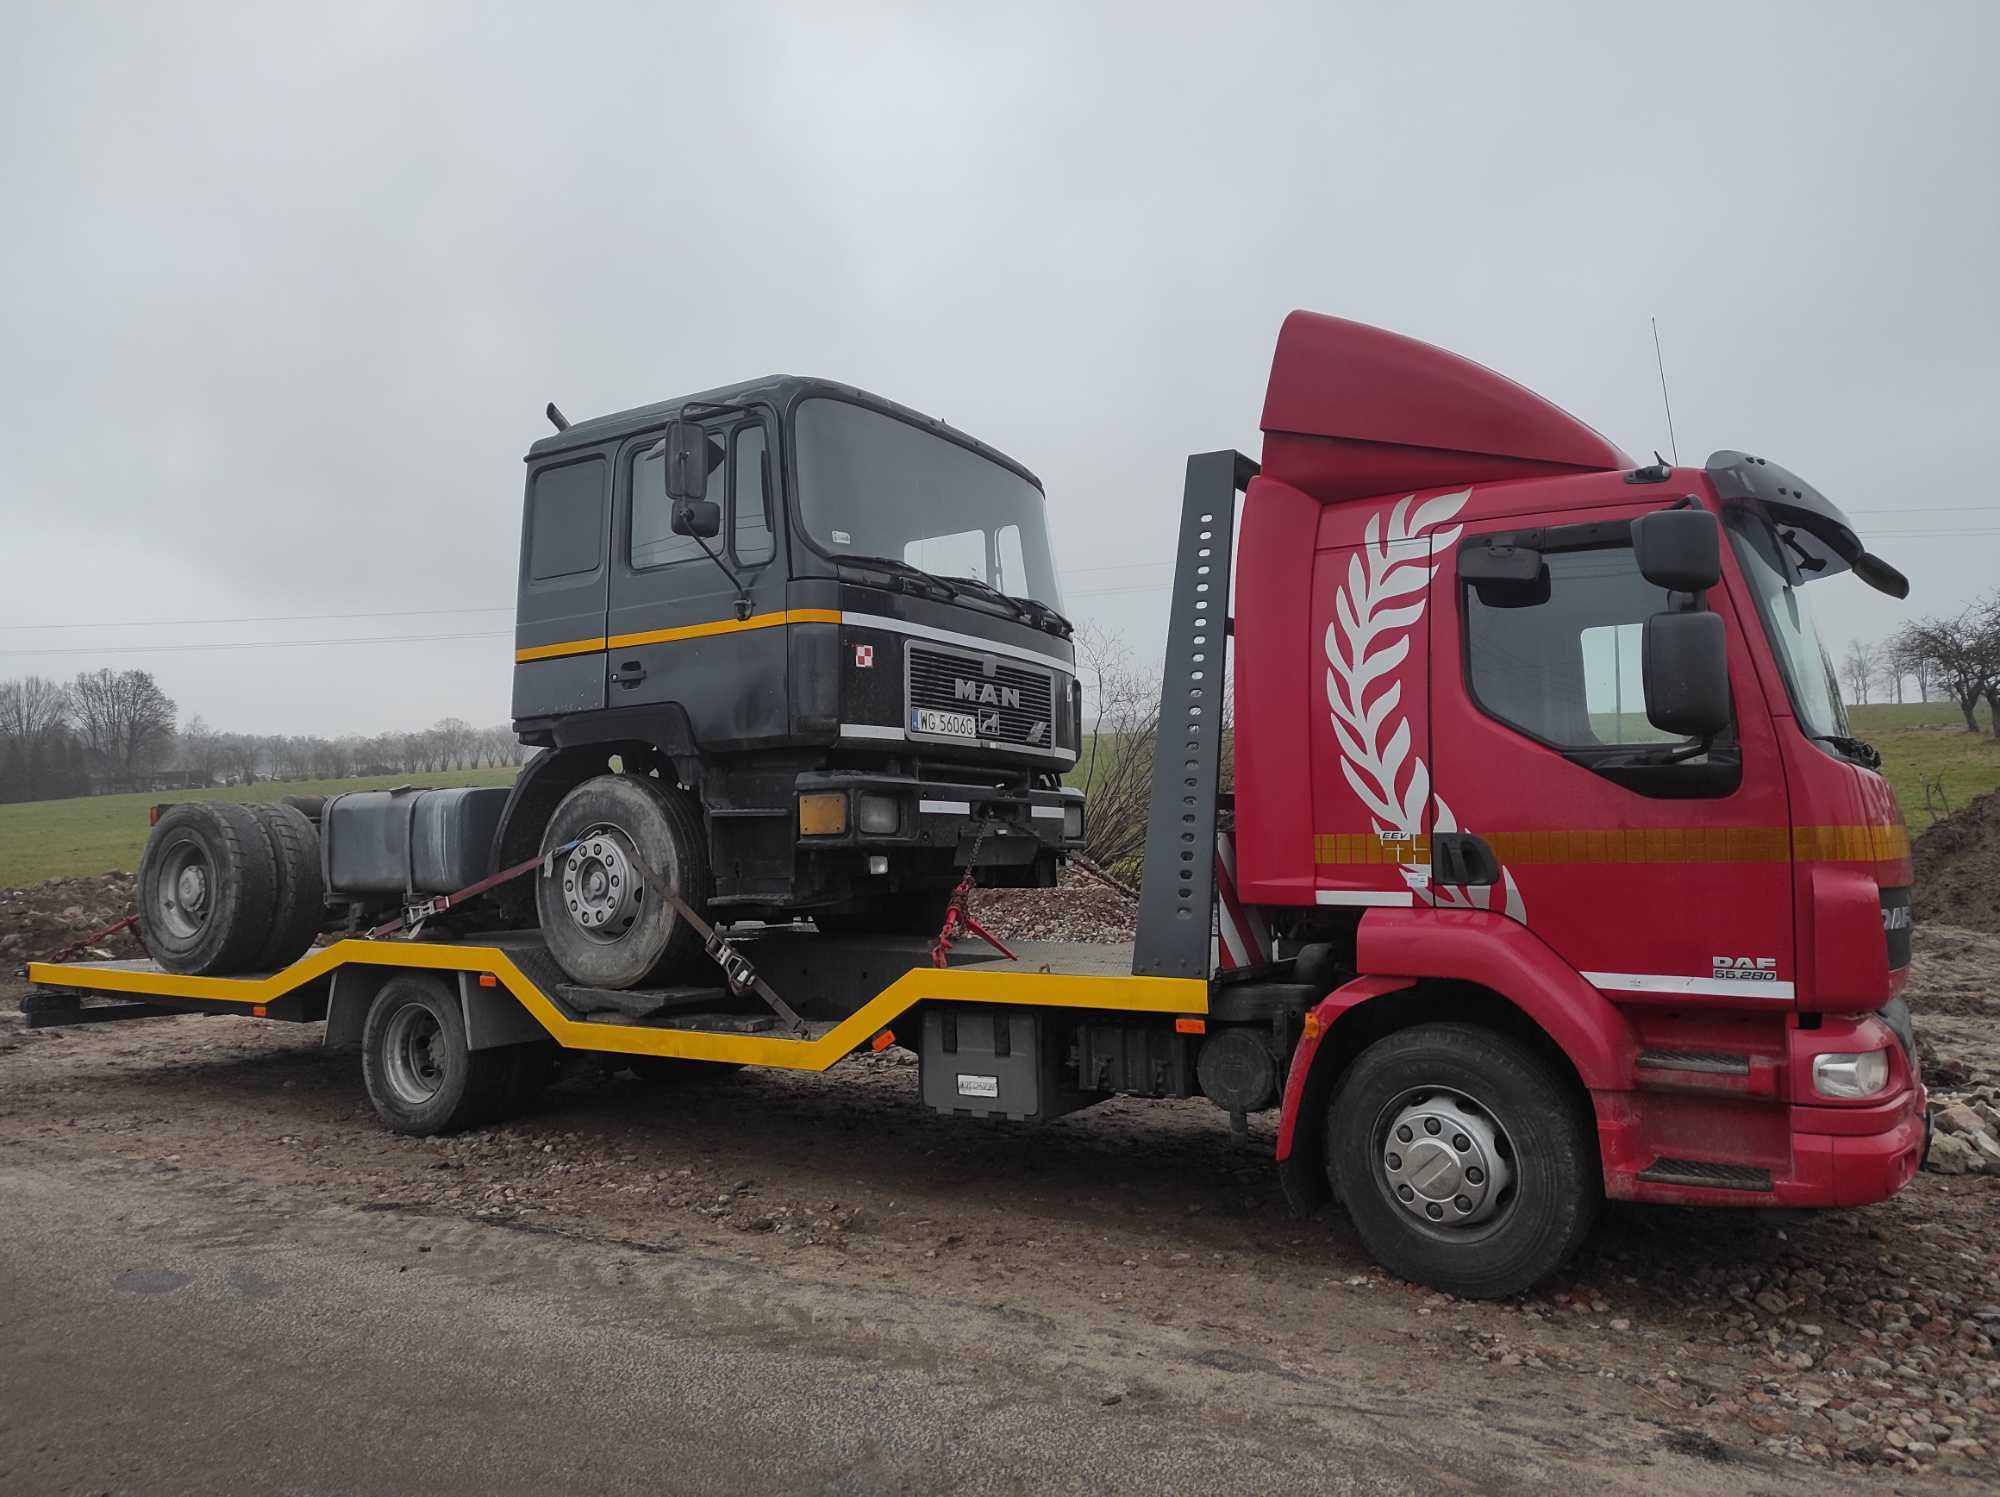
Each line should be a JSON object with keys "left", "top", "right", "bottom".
{"left": 1243, "top": 313, "right": 1924, "bottom": 1292}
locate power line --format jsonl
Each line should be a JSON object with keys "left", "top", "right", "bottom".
{"left": 0, "top": 604, "right": 514, "bottom": 632}
{"left": 0, "top": 630, "right": 512, "bottom": 659}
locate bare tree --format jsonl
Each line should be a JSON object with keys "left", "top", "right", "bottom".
{"left": 1073, "top": 627, "right": 1161, "bottom": 882}
{"left": 69, "top": 668, "right": 177, "bottom": 778}
{"left": 0, "top": 675, "right": 71, "bottom": 741}
{"left": 1895, "top": 608, "right": 1999, "bottom": 734}
{"left": 178, "top": 715, "right": 221, "bottom": 785}
{"left": 1841, "top": 639, "right": 1880, "bottom": 706}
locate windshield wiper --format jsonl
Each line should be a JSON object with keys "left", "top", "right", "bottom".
{"left": 941, "top": 573, "right": 1074, "bottom": 636}
{"left": 834, "top": 553, "right": 959, "bottom": 600}
{"left": 1813, "top": 733, "right": 1881, "bottom": 769}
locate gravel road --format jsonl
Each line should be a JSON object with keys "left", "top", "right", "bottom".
{"left": 2, "top": 978, "right": 1997, "bottom": 1493}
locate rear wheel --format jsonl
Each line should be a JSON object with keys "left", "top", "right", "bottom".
{"left": 136, "top": 801, "right": 276, "bottom": 975}
{"left": 245, "top": 801, "right": 324, "bottom": 969}
{"left": 1327, "top": 1022, "right": 1598, "bottom": 1299}
{"left": 535, "top": 774, "right": 714, "bottom": 990}
{"left": 360, "top": 975, "right": 512, "bottom": 1135}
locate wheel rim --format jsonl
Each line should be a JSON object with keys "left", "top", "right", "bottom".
{"left": 558, "top": 824, "right": 656, "bottom": 944}
{"left": 1373, "top": 1086, "right": 1519, "bottom": 1241}
{"left": 151, "top": 836, "right": 214, "bottom": 942}
{"left": 382, "top": 1004, "right": 449, "bottom": 1106}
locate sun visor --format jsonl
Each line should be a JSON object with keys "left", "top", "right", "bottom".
{"left": 1259, "top": 312, "right": 1632, "bottom": 504}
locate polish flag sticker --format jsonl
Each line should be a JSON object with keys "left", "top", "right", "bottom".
{"left": 854, "top": 644, "right": 874, "bottom": 668}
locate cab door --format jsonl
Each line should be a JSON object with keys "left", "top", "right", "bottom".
{"left": 605, "top": 416, "right": 787, "bottom": 747}
{"left": 1425, "top": 504, "right": 1795, "bottom": 1003}
{"left": 512, "top": 452, "right": 611, "bottom": 719}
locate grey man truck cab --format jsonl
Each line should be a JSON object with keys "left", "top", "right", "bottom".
{"left": 498, "top": 376, "right": 1086, "bottom": 988}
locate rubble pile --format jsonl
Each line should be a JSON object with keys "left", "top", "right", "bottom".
{"left": 0, "top": 873, "right": 143, "bottom": 966}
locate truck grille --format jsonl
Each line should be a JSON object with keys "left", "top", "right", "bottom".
{"left": 907, "top": 644, "right": 1055, "bottom": 749}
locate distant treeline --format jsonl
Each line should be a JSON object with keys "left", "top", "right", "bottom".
{"left": 1842, "top": 593, "right": 2000, "bottom": 735}
{"left": 0, "top": 669, "right": 528, "bottom": 804}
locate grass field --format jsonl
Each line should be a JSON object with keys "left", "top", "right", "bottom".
{"left": 1850, "top": 700, "right": 2000, "bottom": 828}
{"left": 0, "top": 701, "right": 1993, "bottom": 887}
{"left": 0, "top": 769, "right": 519, "bottom": 887}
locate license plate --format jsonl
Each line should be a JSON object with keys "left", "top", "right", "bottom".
{"left": 913, "top": 707, "right": 977, "bottom": 739}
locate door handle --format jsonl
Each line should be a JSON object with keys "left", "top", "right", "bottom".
{"left": 1431, "top": 833, "right": 1499, "bottom": 887}
{"left": 611, "top": 661, "right": 647, "bottom": 687}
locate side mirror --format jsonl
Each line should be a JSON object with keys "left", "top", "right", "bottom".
{"left": 671, "top": 499, "right": 722, "bottom": 539}
{"left": 662, "top": 419, "right": 710, "bottom": 502}
{"left": 1459, "top": 542, "right": 1551, "bottom": 608}
{"left": 1632, "top": 508, "right": 1721, "bottom": 593}
{"left": 1642, "top": 609, "right": 1729, "bottom": 738}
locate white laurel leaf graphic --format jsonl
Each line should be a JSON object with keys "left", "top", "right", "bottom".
{"left": 1323, "top": 488, "right": 1528, "bottom": 923}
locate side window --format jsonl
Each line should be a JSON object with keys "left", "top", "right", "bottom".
{"left": 1466, "top": 545, "right": 1698, "bottom": 752}
{"left": 630, "top": 432, "right": 723, "bottom": 570}
{"left": 732, "top": 424, "right": 774, "bottom": 566}
{"left": 528, "top": 457, "right": 607, "bottom": 580}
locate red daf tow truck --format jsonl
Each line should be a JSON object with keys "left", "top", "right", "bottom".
{"left": 23, "top": 312, "right": 1926, "bottom": 1297}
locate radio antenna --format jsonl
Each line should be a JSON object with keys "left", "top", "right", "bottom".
{"left": 1650, "top": 317, "right": 1680, "bottom": 466}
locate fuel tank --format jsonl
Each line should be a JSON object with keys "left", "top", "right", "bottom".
{"left": 321, "top": 786, "right": 509, "bottom": 897}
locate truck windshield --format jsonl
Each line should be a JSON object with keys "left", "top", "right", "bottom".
{"left": 1725, "top": 510, "right": 1850, "bottom": 741}
{"left": 793, "top": 398, "right": 1065, "bottom": 613}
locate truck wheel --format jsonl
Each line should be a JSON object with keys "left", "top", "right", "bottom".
{"left": 1326, "top": 1022, "right": 1598, "bottom": 1299}
{"left": 361, "top": 974, "right": 511, "bottom": 1135}
{"left": 245, "top": 801, "right": 325, "bottom": 970}
{"left": 536, "top": 774, "right": 713, "bottom": 990}
{"left": 136, "top": 801, "right": 277, "bottom": 975}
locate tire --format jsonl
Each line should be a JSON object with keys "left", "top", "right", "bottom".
{"left": 245, "top": 801, "right": 325, "bottom": 970}
{"left": 136, "top": 801, "right": 278, "bottom": 975}
{"left": 360, "top": 974, "right": 513, "bottom": 1135}
{"left": 814, "top": 889, "right": 953, "bottom": 938}
{"left": 535, "top": 774, "right": 713, "bottom": 990}
{"left": 1326, "top": 1022, "right": 1598, "bottom": 1300}
{"left": 280, "top": 794, "right": 327, "bottom": 823}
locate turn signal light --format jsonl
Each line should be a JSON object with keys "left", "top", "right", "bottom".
{"left": 798, "top": 792, "right": 848, "bottom": 836}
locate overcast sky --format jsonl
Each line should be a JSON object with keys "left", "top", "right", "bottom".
{"left": 3, "top": 1, "right": 1994, "bottom": 736}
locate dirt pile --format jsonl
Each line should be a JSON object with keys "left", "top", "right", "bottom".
{"left": 0, "top": 873, "right": 144, "bottom": 967}
{"left": 1914, "top": 790, "right": 2000, "bottom": 933}
{"left": 969, "top": 866, "right": 1137, "bottom": 944}
{"left": 1903, "top": 924, "right": 2000, "bottom": 1019}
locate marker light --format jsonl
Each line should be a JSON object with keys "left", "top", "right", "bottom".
{"left": 798, "top": 792, "right": 848, "bottom": 836}
{"left": 1812, "top": 1050, "right": 1890, "bottom": 1099}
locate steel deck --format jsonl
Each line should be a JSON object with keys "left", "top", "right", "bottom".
{"left": 25, "top": 932, "right": 1206, "bottom": 1071}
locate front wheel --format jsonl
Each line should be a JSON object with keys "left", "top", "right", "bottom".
{"left": 536, "top": 774, "right": 714, "bottom": 990}
{"left": 1327, "top": 1022, "right": 1598, "bottom": 1299}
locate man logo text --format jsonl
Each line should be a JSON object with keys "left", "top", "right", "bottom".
{"left": 953, "top": 678, "right": 1021, "bottom": 710}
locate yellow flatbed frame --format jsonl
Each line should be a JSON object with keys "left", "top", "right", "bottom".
{"left": 26, "top": 936, "right": 1209, "bottom": 1071}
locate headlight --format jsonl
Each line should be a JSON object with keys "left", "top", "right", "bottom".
{"left": 1063, "top": 803, "right": 1085, "bottom": 840}
{"left": 1812, "top": 1050, "right": 1890, "bottom": 1099}
{"left": 855, "top": 793, "right": 901, "bottom": 835}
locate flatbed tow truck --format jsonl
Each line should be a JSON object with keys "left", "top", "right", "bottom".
{"left": 22, "top": 313, "right": 1929, "bottom": 1298}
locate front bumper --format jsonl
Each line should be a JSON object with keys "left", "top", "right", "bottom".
{"left": 1788, "top": 1084, "right": 1929, "bottom": 1207}
{"left": 793, "top": 771, "right": 1085, "bottom": 863}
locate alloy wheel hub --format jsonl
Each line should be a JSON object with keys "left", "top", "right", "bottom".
{"left": 1381, "top": 1091, "right": 1514, "bottom": 1228}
